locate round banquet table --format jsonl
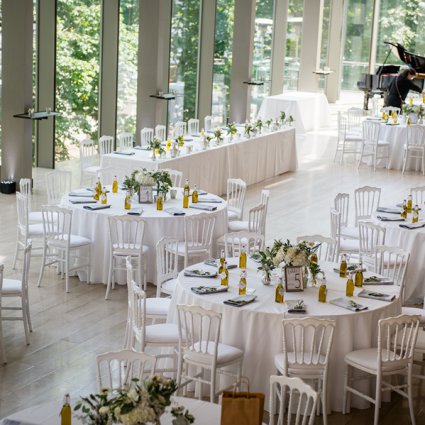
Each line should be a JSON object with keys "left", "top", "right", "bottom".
{"left": 363, "top": 120, "right": 424, "bottom": 170}
{"left": 167, "top": 259, "right": 401, "bottom": 413}
{"left": 373, "top": 211, "right": 425, "bottom": 304}
{"left": 0, "top": 396, "right": 221, "bottom": 425}
{"left": 60, "top": 188, "right": 228, "bottom": 284}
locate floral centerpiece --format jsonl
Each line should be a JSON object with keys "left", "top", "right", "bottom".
{"left": 402, "top": 104, "right": 424, "bottom": 123}
{"left": 287, "top": 115, "right": 294, "bottom": 126}
{"left": 279, "top": 111, "right": 286, "bottom": 125}
{"left": 147, "top": 138, "right": 165, "bottom": 160}
{"left": 176, "top": 136, "right": 185, "bottom": 148}
{"left": 74, "top": 376, "right": 194, "bottom": 425}
{"left": 123, "top": 169, "right": 173, "bottom": 200}
{"left": 265, "top": 118, "right": 273, "bottom": 130}
{"left": 214, "top": 128, "right": 224, "bottom": 144}
{"left": 244, "top": 122, "right": 255, "bottom": 137}
{"left": 227, "top": 122, "right": 238, "bottom": 139}
{"left": 257, "top": 239, "right": 321, "bottom": 286}
{"left": 256, "top": 119, "right": 263, "bottom": 133}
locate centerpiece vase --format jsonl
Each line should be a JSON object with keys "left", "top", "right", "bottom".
{"left": 261, "top": 272, "right": 271, "bottom": 286}
{"left": 151, "top": 150, "right": 156, "bottom": 161}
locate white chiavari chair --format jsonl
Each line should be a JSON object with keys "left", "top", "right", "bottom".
{"left": 223, "top": 231, "right": 265, "bottom": 258}
{"left": 117, "top": 132, "right": 134, "bottom": 151}
{"left": 141, "top": 128, "right": 154, "bottom": 148}
{"left": 98, "top": 135, "right": 114, "bottom": 157}
{"left": 296, "top": 234, "right": 336, "bottom": 262}
{"left": 334, "top": 192, "right": 358, "bottom": 240}
{"left": 226, "top": 178, "right": 246, "bottom": 222}
{"left": 402, "top": 124, "right": 425, "bottom": 175}
{"left": 358, "top": 121, "right": 390, "bottom": 171}
{"left": 156, "top": 238, "right": 179, "bottom": 297}
{"left": 155, "top": 125, "right": 167, "bottom": 142}
{"left": 188, "top": 118, "right": 199, "bottom": 135}
{"left": 45, "top": 170, "right": 72, "bottom": 205}
{"left": 19, "top": 178, "right": 42, "bottom": 223}
{"left": 354, "top": 185, "right": 381, "bottom": 225}
{"left": 166, "top": 169, "right": 183, "bottom": 188}
{"left": 358, "top": 221, "right": 386, "bottom": 269}
{"left": 410, "top": 186, "right": 425, "bottom": 206}
{"left": 79, "top": 139, "right": 100, "bottom": 186}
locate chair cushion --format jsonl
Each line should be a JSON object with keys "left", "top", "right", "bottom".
{"left": 176, "top": 242, "right": 209, "bottom": 256}
{"left": 340, "top": 238, "right": 359, "bottom": 252}
{"left": 84, "top": 165, "right": 101, "bottom": 174}
{"left": 377, "top": 140, "right": 390, "bottom": 146}
{"left": 274, "top": 352, "right": 326, "bottom": 376}
{"left": 228, "top": 221, "right": 249, "bottom": 232}
{"left": 161, "top": 278, "right": 177, "bottom": 294}
{"left": 28, "top": 223, "right": 44, "bottom": 236}
{"left": 227, "top": 210, "right": 240, "bottom": 221}
{"left": 1, "top": 278, "right": 22, "bottom": 294}
{"left": 112, "top": 244, "right": 149, "bottom": 256}
{"left": 345, "top": 131, "right": 362, "bottom": 141}
{"left": 341, "top": 226, "right": 358, "bottom": 240}
{"left": 401, "top": 307, "right": 425, "bottom": 324}
{"left": 145, "top": 323, "right": 179, "bottom": 344}
{"left": 184, "top": 341, "right": 243, "bottom": 365}
{"left": 145, "top": 297, "right": 171, "bottom": 316}
{"left": 345, "top": 348, "right": 405, "bottom": 372}
{"left": 29, "top": 211, "right": 43, "bottom": 223}
{"left": 404, "top": 144, "right": 425, "bottom": 151}
{"left": 48, "top": 234, "right": 91, "bottom": 248}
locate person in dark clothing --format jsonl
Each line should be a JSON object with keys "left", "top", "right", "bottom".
{"left": 385, "top": 68, "right": 424, "bottom": 108}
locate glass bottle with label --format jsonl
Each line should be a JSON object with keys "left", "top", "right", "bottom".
{"left": 346, "top": 272, "right": 354, "bottom": 297}
{"left": 112, "top": 176, "right": 118, "bottom": 193}
{"left": 401, "top": 200, "right": 407, "bottom": 219}
{"left": 124, "top": 190, "right": 131, "bottom": 210}
{"left": 219, "top": 249, "right": 225, "bottom": 268}
{"left": 60, "top": 394, "right": 71, "bottom": 425}
{"left": 220, "top": 261, "right": 229, "bottom": 287}
{"left": 413, "top": 205, "right": 419, "bottom": 223}
{"left": 407, "top": 194, "right": 413, "bottom": 213}
{"left": 339, "top": 254, "right": 347, "bottom": 278}
{"left": 183, "top": 179, "right": 190, "bottom": 208}
{"left": 355, "top": 260, "right": 363, "bottom": 288}
{"left": 275, "top": 276, "right": 284, "bottom": 303}
{"left": 318, "top": 276, "right": 327, "bottom": 303}
{"left": 94, "top": 177, "right": 102, "bottom": 200}
{"left": 101, "top": 187, "right": 107, "bottom": 205}
{"left": 239, "top": 244, "right": 247, "bottom": 269}
{"left": 156, "top": 192, "right": 163, "bottom": 211}
{"left": 192, "top": 185, "right": 198, "bottom": 203}
{"left": 239, "top": 270, "right": 247, "bottom": 295}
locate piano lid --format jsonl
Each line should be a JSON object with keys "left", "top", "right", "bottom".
{"left": 385, "top": 42, "right": 425, "bottom": 74}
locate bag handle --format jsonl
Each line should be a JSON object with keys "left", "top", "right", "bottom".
{"left": 229, "top": 376, "right": 250, "bottom": 398}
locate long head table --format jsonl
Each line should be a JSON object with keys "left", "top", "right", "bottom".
{"left": 100, "top": 128, "right": 297, "bottom": 195}
{"left": 167, "top": 259, "right": 401, "bottom": 412}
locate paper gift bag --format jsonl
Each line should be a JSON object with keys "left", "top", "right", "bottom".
{"left": 220, "top": 390, "right": 265, "bottom": 425}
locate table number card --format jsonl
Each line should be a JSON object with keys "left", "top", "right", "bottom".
{"left": 138, "top": 185, "right": 153, "bottom": 203}
{"left": 284, "top": 266, "right": 304, "bottom": 292}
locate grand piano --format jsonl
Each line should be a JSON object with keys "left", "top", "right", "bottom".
{"left": 358, "top": 42, "right": 425, "bottom": 110}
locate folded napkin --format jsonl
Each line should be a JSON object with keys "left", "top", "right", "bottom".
{"left": 127, "top": 209, "right": 143, "bottom": 216}
{"left": 113, "top": 150, "right": 135, "bottom": 155}
{"left": 191, "top": 285, "right": 228, "bottom": 295}
{"left": 250, "top": 253, "right": 262, "bottom": 263}
{"left": 133, "top": 146, "right": 148, "bottom": 150}
{"left": 358, "top": 290, "right": 395, "bottom": 302}
{"left": 164, "top": 208, "right": 186, "bottom": 216}
{"left": 363, "top": 275, "right": 394, "bottom": 285}
{"left": 68, "top": 191, "right": 94, "bottom": 197}
{"left": 204, "top": 259, "right": 218, "bottom": 267}
{"left": 183, "top": 137, "right": 193, "bottom": 142}
{"left": 69, "top": 199, "right": 97, "bottom": 204}
{"left": 329, "top": 297, "right": 368, "bottom": 312}
{"left": 83, "top": 204, "right": 111, "bottom": 211}
{"left": 399, "top": 222, "right": 425, "bottom": 230}
{"left": 333, "top": 265, "right": 366, "bottom": 274}
{"left": 286, "top": 299, "right": 307, "bottom": 314}
{"left": 223, "top": 294, "right": 257, "bottom": 307}
{"left": 189, "top": 204, "right": 217, "bottom": 211}
{"left": 377, "top": 216, "right": 405, "bottom": 222}
{"left": 194, "top": 190, "right": 208, "bottom": 195}
{"left": 184, "top": 269, "right": 217, "bottom": 278}
{"left": 197, "top": 198, "right": 222, "bottom": 204}
{"left": 376, "top": 207, "right": 402, "bottom": 214}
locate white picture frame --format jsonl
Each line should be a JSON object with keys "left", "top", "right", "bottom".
{"left": 138, "top": 185, "right": 154, "bottom": 204}
{"left": 284, "top": 266, "right": 304, "bottom": 292}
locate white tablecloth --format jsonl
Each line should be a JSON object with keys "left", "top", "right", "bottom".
{"left": 100, "top": 128, "right": 297, "bottom": 195}
{"left": 168, "top": 260, "right": 401, "bottom": 412}
{"left": 60, "top": 189, "right": 228, "bottom": 284}
{"left": 374, "top": 212, "right": 425, "bottom": 304}
{"left": 257, "top": 91, "right": 331, "bottom": 133}
{"left": 0, "top": 397, "right": 221, "bottom": 425}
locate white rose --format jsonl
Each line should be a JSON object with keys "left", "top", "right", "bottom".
{"left": 127, "top": 387, "right": 139, "bottom": 402}
{"left": 99, "top": 406, "right": 109, "bottom": 416}
{"left": 114, "top": 406, "right": 121, "bottom": 417}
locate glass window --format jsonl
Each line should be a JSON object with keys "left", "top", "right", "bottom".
{"left": 212, "top": 0, "right": 235, "bottom": 126}
{"left": 116, "top": 0, "right": 139, "bottom": 136}
{"left": 55, "top": 0, "right": 101, "bottom": 161}
{"left": 250, "top": 0, "right": 274, "bottom": 121}
{"left": 376, "top": 0, "right": 425, "bottom": 66}
{"left": 283, "top": 0, "right": 303, "bottom": 90}
{"left": 169, "top": 0, "right": 201, "bottom": 127}
{"left": 318, "top": 0, "right": 331, "bottom": 92}
{"left": 341, "top": 0, "right": 373, "bottom": 91}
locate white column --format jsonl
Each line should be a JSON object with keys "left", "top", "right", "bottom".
{"left": 197, "top": 0, "right": 217, "bottom": 123}
{"left": 229, "top": 0, "right": 256, "bottom": 123}
{"left": 325, "top": 0, "right": 344, "bottom": 102}
{"left": 298, "top": 0, "right": 324, "bottom": 92}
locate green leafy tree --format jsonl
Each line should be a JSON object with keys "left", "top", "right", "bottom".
{"left": 55, "top": 0, "right": 100, "bottom": 161}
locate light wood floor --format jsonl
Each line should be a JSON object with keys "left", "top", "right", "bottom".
{"left": 1, "top": 111, "right": 425, "bottom": 423}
